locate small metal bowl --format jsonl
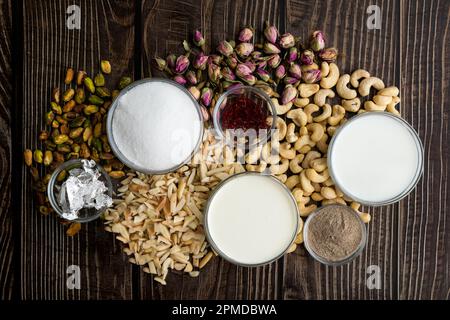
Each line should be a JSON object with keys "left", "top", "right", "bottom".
{"left": 303, "top": 204, "right": 367, "bottom": 266}
{"left": 47, "top": 159, "right": 113, "bottom": 223}
{"left": 106, "top": 78, "right": 204, "bottom": 175}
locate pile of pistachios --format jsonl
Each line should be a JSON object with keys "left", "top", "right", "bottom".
{"left": 153, "top": 23, "right": 337, "bottom": 121}
{"left": 23, "top": 61, "right": 131, "bottom": 236}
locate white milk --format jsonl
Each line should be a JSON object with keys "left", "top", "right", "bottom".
{"left": 329, "top": 113, "right": 422, "bottom": 203}
{"left": 206, "top": 174, "right": 298, "bottom": 265}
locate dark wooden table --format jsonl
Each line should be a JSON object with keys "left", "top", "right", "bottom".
{"left": 0, "top": 0, "right": 448, "bottom": 300}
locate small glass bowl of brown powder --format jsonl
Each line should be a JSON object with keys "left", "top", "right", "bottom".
{"left": 303, "top": 204, "right": 367, "bottom": 266}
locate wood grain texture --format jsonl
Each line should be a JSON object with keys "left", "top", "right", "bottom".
{"left": 140, "top": 0, "right": 282, "bottom": 299}
{"left": 284, "top": 0, "right": 401, "bottom": 300}
{"left": 20, "top": 0, "right": 135, "bottom": 299}
{"left": 0, "top": 0, "right": 13, "bottom": 300}
{"left": 398, "top": 0, "right": 450, "bottom": 300}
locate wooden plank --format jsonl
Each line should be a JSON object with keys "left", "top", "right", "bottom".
{"left": 20, "top": 0, "right": 135, "bottom": 299}
{"left": 398, "top": 0, "right": 450, "bottom": 300}
{"left": 139, "top": 0, "right": 282, "bottom": 299}
{"left": 283, "top": 0, "right": 401, "bottom": 299}
{"left": 0, "top": 0, "right": 13, "bottom": 300}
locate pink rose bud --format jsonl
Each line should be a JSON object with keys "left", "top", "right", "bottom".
{"left": 264, "top": 25, "right": 278, "bottom": 44}
{"left": 238, "top": 27, "right": 254, "bottom": 42}
{"left": 289, "top": 63, "right": 302, "bottom": 79}
{"left": 153, "top": 57, "right": 167, "bottom": 71}
{"left": 166, "top": 54, "right": 177, "bottom": 71}
{"left": 318, "top": 47, "right": 338, "bottom": 62}
{"left": 243, "top": 61, "right": 256, "bottom": 72}
{"left": 302, "top": 69, "right": 322, "bottom": 83}
{"left": 279, "top": 33, "right": 295, "bottom": 49}
{"left": 217, "top": 40, "right": 234, "bottom": 56}
{"left": 284, "top": 76, "right": 300, "bottom": 86}
{"left": 267, "top": 54, "right": 281, "bottom": 68}
{"left": 236, "top": 42, "right": 254, "bottom": 57}
{"left": 281, "top": 84, "right": 298, "bottom": 105}
{"left": 275, "top": 65, "right": 286, "bottom": 79}
{"left": 188, "top": 86, "right": 200, "bottom": 100}
{"left": 208, "top": 62, "right": 221, "bottom": 83}
{"left": 300, "top": 50, "right": 315, "bottom": 65}
{"left": 193, "top": 30, "right": 205, "bottom": 47}
{"left": 263, "top": 42, "right": 281, "bottom": 54}
{"left": 236, "top": 63, "right": 253, "bottom": 78}
{"left": 256, "top": 68, "right": 270, "bottom": 82}
{"left": 185, "top": 70, "right": 198, "bottom": 85}
{"left": 286, "top": 47, "right": 298, "bottom": 63}
{"left": 310, "top": 30, "right": 325, "bottom": 52}
{"left": 242, "top": 74, "right": 256, "bottom": 85}
{"left": 225, "top": 55, "right": 238, "bottom": 69}
{"left": 201, "top": 87, "right": 213, "bottom": 107}
{"left": 221, "top": 67, "right": 236, "bottom": 81}
{"left": 173, "top": 75, "right": 187, "bottom": 85}
{"left": 209, "top": 54, "right": 223, "bottom": 65}
{"left": 193, "top": 53, "right": 209, "bottom": 70}
{"left": 175, "top": 55, "right": 190, "bottom": 74}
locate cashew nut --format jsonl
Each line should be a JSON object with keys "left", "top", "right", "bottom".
{"left": 386, "top": 96, "right": 400, "bottom": 116}
{"left": 269, "top": 117, "right": 287, "bottom": 141}
{"left": 289, "top": 154, "right": 304, "bottom": 173}
{"left": 269, "top": 158, "right": 289, "bottom": 175}
{"left": 246, "top": 162, "right": 267, "bottom": 173}
{"left": 312, "top": 103, "right": 332, "bottom": 122}
{"left": 285, "top": 175, "right": 300, "bottom": 190}
{"left": 373, "top": 95, "right": 392, "bottom": 106}
{"left": 320, "top": 63, "right": 340, "bottom": 89}
{"left": 279, "top": 142, "right": 296, "bottom": 160}
{"left": 314, "top": 89, "right": 335, "bottom": 107}
{"left": 306, "top": 123, "right": 325, "bottom": 142}
{"left": 305, "top": 168, "right": 330, "bottom": 183}
{"left": 350, "top": 201, "right": 371, "bottom": 223}
{"left": 261, "top": 142, "right": 280, "bottom": 165}
{"left": 298, "top": 203, "right": 317, "bottom": 217}
{"left": 294, "top": 135, "right": 316, "bottom": 151}
{"left": 304, "top": 104, "right": 320, "bottom": 123}
{"left": 299, "top": 126, "right": 308, "bottom": 136}
{"left": 320, "top": 62, "right": 330, "bottom": 77}
{"left": 293, "top": 97, "right": 309, "bottom": 108}
{"left": 320, "top": 186, "right": 337, "bottom": 199}
{"left": 310, "top": 158, "right": 327, "bottom": 172}
{"left": 364, "top": 100, "right": 386, "bottom": 111}
{"left": 322, "top": 197, "right": 346, "bottom": 205}
{"left": 292, "top": 188, "right": 309, "bottom": 204}
{"left": 323, "top": 177, "right": 334, "bottom": 187}
{"left": 311, "top": 192, "right": 324, "bottom": 202}
{"left": 350, "top": 69, "right": 370, "bottom": 88}
{"left": 336, "top": 74, "right": 357, "bottom": 99}
{"left": 286, "top": 123, "right": 298, "bottom": 143}
{"left": 342, "top": 97, "right": 361, "bottom": 112}
{"left": 316, "top": 133, "right": 328, "bottom": 153}
{"left": 299, "top": 170, "right": 315, "bottom": 195}
{"left": 378, "top": 86, "right": 399, "bottom": 97}
{"left": 302, "top": 150, "right": 321, "bottom": 169}
{"left": 298, "top": 145, "right": 312, "bottom": 154}
{"left": 312, "top": 182, "right": 321, "bottom": 192}
{"left": 327, "top": 105, "right": 345, "bottom": 126}
{"left": 298, "top": 84, "right": 320, "bottom": 98}
{"left": 287, "top": 108, "right": 307, "bottom": 127}
{"left": 272, "top": 97, "right": 293, "bottom": 115}
{"left": 358, "top": 77, "right": 385, "bottom": 96}
{"left": 327, "top": 126, "right": 337, "bottom": 136}
{"left": 275, "top": 174, "right": 287, "bottom": 183}
{"left": 245, "top": 145, "right": 262, "bottom": 164}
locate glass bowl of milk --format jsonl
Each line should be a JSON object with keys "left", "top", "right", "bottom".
{"left": 106, "top": 78, "right": 204, "bottom": 175}
{"left": 204, "top": 172, "right": 299, "bottom": 267}
{"left": 328, "top": 112, "right": 424, "bottom": 206}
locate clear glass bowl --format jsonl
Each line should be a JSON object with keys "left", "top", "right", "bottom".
{"left": 212, "top": 86, "right": 277, "bottom": 148}
{"left": 47, "top": 159, "right": 113, "bottom": 223}
{"left": 106, "top": 78, "right": 204, "bottom": 175}
{"left": 303, "top": 204, "right": 367, "bottom": 266}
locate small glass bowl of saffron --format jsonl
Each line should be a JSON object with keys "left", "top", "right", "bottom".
{"left": 213, "top": 86, "right": 277, "bottom": 147}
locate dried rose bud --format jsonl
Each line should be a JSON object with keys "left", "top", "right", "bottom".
{"left": 302, "top": 69, "right": 322, "bottom": 83}
{"left": 310, "top": 30, "right": 325, "bottom": 52}
{"left": 193, "top": 30, "right": 205, "bottom": 47}
{"left": 153, "top": 57, "right": 167, "bottom": 71}
{"left": 243, "top": 61, "right": 256, "bottom": 72}
{"left": 279, "top": 33, "right": 295, "bottom": 49}
{"left": 226, "top": 55, "right": 238, "bottom": 69}
{"left": 318, "top": 47, "right": 338, "bottom": 62}
{"left": 286, "top": 47, "right": 298, "bottom": 63}
{"left": 166, "top": 53, "right": 177, "bottom": 71}
{"left": 264, "top": 24, "right": 278, "bottom": 44}
{"left": 236, "top": 42, "right": 254, "bottom": 57}
{"left": 275, "top": 65, "right": 286, "bottom": 79}
{"left": 173, "top": 75, "right": 187, "bottom": 85}
{"left": 257, "top": 60, "right": 267, "bottom": 69}
{"left": 242, "top": 74, "right": 256, "bottom": 85}
{"left": 226, "top": 82, "right": 243, "bottom": 91}
{"left": 221, "top": 67, "right": 236, "bottom": 81}
{"left": 256, "top": 68, "right": 270, "bottom": 82}
{"left": 251, "top": 51, "right": 263, "bottom": 59}
{"left": 284, "top": 76, "right": 300, "bottom": 86}
{"left": 267, "top": 54, "right": 281, "bottom": 68}
{"left": 281, "top": 84, "right": 298, "bottom": 105}
{"left": 209, "top": 54, "right": 223, "bottom": 65}
{"left": 208, "top": 62, "right": 221, "bottom": 83}
{"left": 238, "top": 27, "right": 254, "bottom": 42}
{"left": 217, "top": 40, "right": 234, "bottom": 56}
{"left": 289, "top": 63, "right": 302, "bottom": 79}
{"left": 175, "top": 55, "right": 190, "bottom": 74}
{"left": 201, "top": 87, "right": 213, "bottom": 107}
{"left": 193, "top": 53, "right": 209, "bottom": 70}
{"left": 188, "top": 86, "right": 201, "bottom": 100}
{"left": 263, "top": 42, "right": 281, "bottom": 54}
{"left": 185, "top": 70, "right": 198, "bottom": 85}
{"left": 236, "top": 63, "right": 253, "bottom": 78}
{"left": 300, "top": 50, "right": 315, "bottom": 65}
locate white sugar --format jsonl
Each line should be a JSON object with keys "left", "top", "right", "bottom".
{"left": 111, "top": 81, "right": 202, "bottom": 172}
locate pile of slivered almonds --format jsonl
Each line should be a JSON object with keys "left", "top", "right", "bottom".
{"left": 104, "top": 29, "right": 401, "bottom": 284}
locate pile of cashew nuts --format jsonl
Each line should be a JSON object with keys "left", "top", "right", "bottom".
{"left": 244, "top": 62, "right": 401, "bottom": 249}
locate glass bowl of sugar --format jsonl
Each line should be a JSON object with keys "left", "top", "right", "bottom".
{"left": 106, "top": 78, "right": 204, "bottom": 175}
